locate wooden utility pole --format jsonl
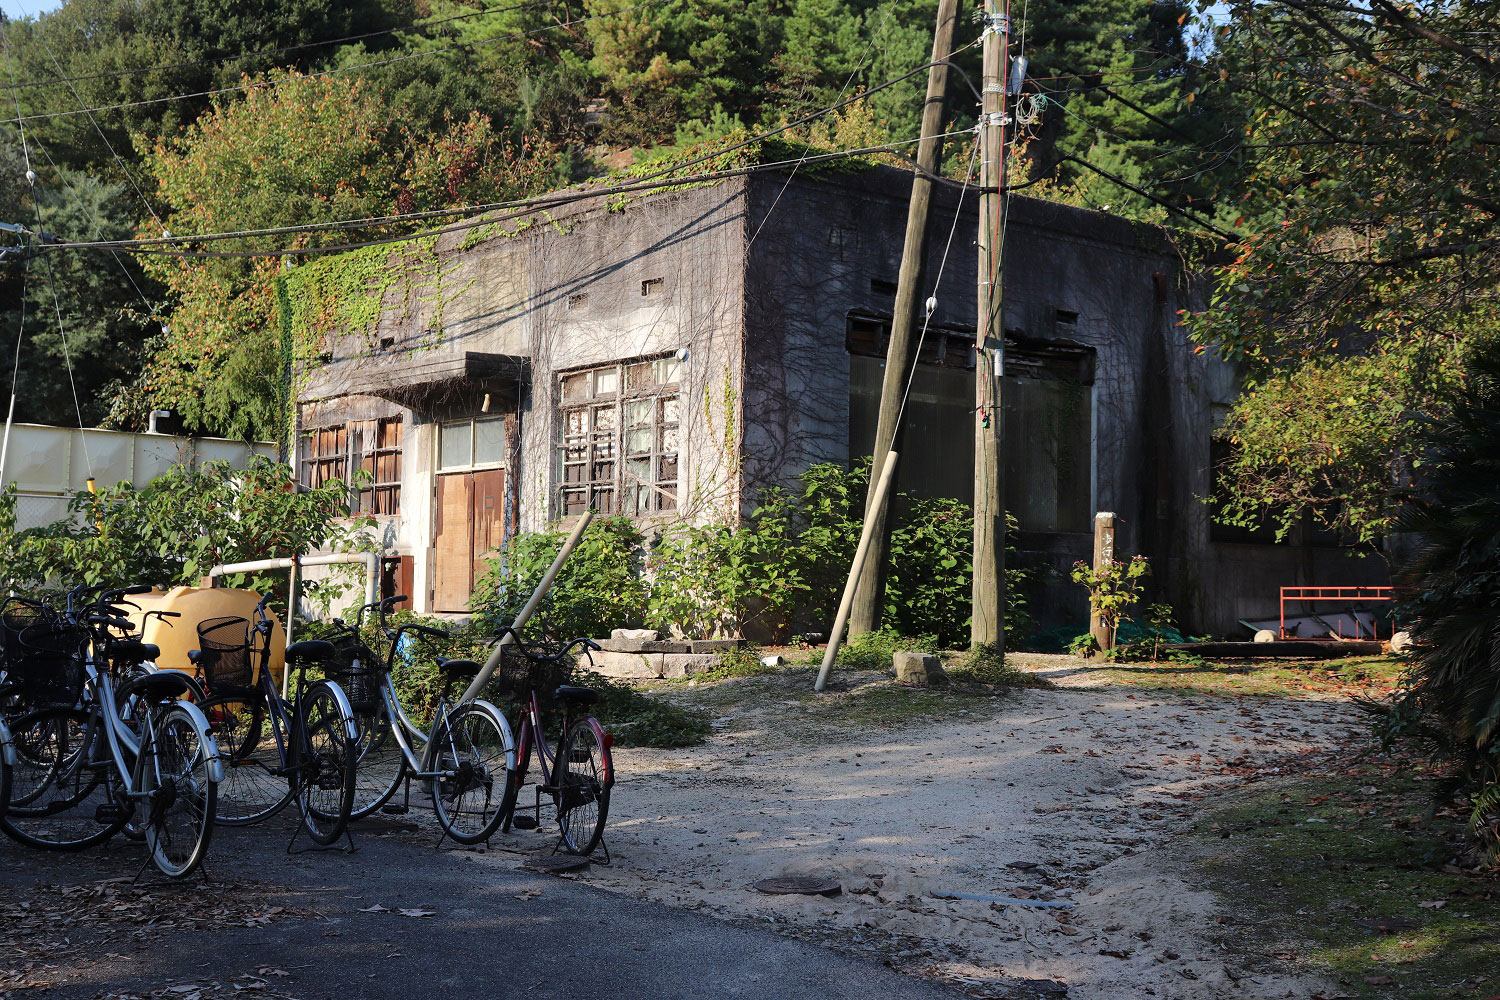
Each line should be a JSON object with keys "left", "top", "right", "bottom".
{"left": 972, "top": 0, "right": 1008, "bottom": 647}
{"left": 849, "top": 0, "right": 963, "bottom": 637}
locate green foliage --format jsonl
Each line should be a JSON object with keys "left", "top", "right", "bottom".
{"left": 836, "top": 626, "right": 936, "bottom": 670}
{"left": 0, "top": 456, "right": 369, "bottom": 595}
{"left": 471, "top": 515, "right": 648, "bottom": 642}
{"left": 1377, "top": 338, "right": 1500, "bottom": 857}
{"left": 138, "top": 68, "right": 565, "bottom": 439}
{"left": 1187, "top": 0, "right": 1500, "bottom": 541}
{"left": 1070, "top": 554, "right": 1149, "bottom": 633}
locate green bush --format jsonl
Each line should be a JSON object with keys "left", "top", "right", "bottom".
{"left": 471, "top": 515, "right": 648, "bottom": 641}
{"left": 0, "top": 457, "right": 369, "bottom": 598}
{"left": 1378, "top": 337, "right": 1500, "bottom": 855}
{"left": 835, "top": 626, "right": 938, "bottom": 670}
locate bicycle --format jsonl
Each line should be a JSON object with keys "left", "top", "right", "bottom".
{"left": 334, "top": 596, "right": 517, "bottom": 845}
{"left": 196, "top": 595, "right": 359, "bottom": 846}
{"left": 0, "top": 585, "right": 223, "bottom": 877}
{"left": 494, "top": 628, "right": 613, "bottom": 857}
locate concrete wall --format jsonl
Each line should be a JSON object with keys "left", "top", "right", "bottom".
{"left": 741, "top": 168, "right": 1384, "bottom": 637}
{"left": 298, "top": 166, "right": 1385, "bottom": 633}
{"left": 297, "top": 185, "right": 748, "bottom": 612}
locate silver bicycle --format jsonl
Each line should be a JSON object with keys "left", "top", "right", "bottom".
{"left": 337, "top": 597, "right": 517, "bottom": 845}
{"left": 0, "top": 586, "right": 223, "bottom": 878}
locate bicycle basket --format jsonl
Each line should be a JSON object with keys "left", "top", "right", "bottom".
{"left": 491, "top": 641, "right": 572, "bottom": 700}
{"left": 1, "top": 600, "right": 50, "bottom": 668}
{"left": 325, "top": 637, "right": 382, "bottom": 715}
{"left": 196, "top": 616, "right": 255, "bottom": 695}
{"left": 15, "top": 623, "right": 88, "bottom": 707}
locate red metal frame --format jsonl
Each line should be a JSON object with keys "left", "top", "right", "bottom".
{"left": 1279, "top": 586, "right": 1394, "bottom": 640}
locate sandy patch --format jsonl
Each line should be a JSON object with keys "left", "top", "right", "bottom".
{"left": 481, "top": 677, "right": 1364, "bottom": 998}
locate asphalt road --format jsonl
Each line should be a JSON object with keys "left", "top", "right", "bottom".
{"left": 0, "top": 810, "right": 964, "bottom": 1000}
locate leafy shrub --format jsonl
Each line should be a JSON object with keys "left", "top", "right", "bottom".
{"left": 472, "top": 515, "right": 648, "bottom": 641}
{"left": 0, "top": 458, "right": 369, "bottom": 598}
{"left": 835, "top": 626, "right": 937, "bottom": 670}
{"left": 1376, "top": 338, "right": 1500, "bottom": 856}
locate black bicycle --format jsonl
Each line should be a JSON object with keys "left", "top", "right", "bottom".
{"left": 195, "top": 595, "right": 359, "bottom": 845}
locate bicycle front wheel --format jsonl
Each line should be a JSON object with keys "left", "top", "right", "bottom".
{"left": 0, "top": 708, "right": 124, "bottom": 850}
{"left": 201, "top": 695, "right": 294, "bottom": 825}
{"left": 294, "top": 682, "right": 356, "bottom": 845}
{"left": 349, "top": 700, "right": 406, "bottom": 819}
{"left": 555, "top": 718, "right": 612, "bottom": 856}
{"left": 135, "top": 703, "right": 217, "bottom": 878}
{"left": 430, "top": 702, "right": 514, "bottom": 845}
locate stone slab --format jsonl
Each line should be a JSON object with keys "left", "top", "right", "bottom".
{"left": 893, "top": 651, "right": 946, "bottom": 686}
{"left": 591, "top": 650, "right": 664, "bottom": 678}
{"left": 598, "top": 638, "right": 692, "bottom": 654}
{"left": 612, "top": 628, "right": 662, "bottom": 641}
{"left": 661, "top": 653, "right": 720, "bottom": 678}
{"left": 689, "top": 639, "right": 748, "bottom": 654}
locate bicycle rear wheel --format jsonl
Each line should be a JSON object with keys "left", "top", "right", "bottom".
{"left": 430, "top": 702, "right": 514, "bottom": 845}
{"left": 555, "top": 718, "right": 611, "bottom": 856}
{"left": 348, "top": 700, "right": 405, "bottom": 819}
{"left": 136, "top": 703, "right": 217, "bottom": 878}
{"left": 294, "top": 681, "right": 356, "bottom": 845}
{"left": 201, "top": 695, "right": 293, "bottom": 825}
{"left": 0, "top": 708, "right": 124, "bottom": 850}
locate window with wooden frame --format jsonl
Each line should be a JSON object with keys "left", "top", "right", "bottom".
{"left": 299, "top": 417, "right": 404, "bottom": 515}
{"left": 559, "top": 357, "right": 680, "bottom": 517}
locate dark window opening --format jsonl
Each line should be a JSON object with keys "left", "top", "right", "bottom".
{"left": 847, "top": 313, "right": 1093, "bottom": 531}
{"left": 641, "top": 277, "right": 664, "bottom": 297}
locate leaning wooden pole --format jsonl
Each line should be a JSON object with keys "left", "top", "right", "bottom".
{"left": 457, "top": 509, "right": 595, "bottom": 706}
{"left": 816, "top": 452, "right": 900, "bottom": 692}
{"left": 849, "top": 0, "right": 962, "bottom": 637}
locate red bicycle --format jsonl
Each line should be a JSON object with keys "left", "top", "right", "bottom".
{"left": 494, "top": 628, "right": 613, "bottom": 857}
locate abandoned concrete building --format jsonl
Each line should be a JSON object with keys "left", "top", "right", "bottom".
{"left": 290, "top": 164, "right": 1383, "bottom": 634}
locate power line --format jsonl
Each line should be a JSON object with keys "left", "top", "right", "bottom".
{"left": 51, "top": 131, "right": 981, "bottom": 260}
{"left": 0, "top": 0, "right": 562, "bottom": 93}
{"left": 0, "top": 0, "right": 676, "bottom": 126}
{"left": 40, "top": 50, "right": 979, "bottom": 257}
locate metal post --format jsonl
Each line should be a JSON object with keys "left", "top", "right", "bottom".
{"left": 971, "top": 0, "right": 1009, "bottom": 648}
{"left": 816, "top": 452, "right": 900, "bottom": 691}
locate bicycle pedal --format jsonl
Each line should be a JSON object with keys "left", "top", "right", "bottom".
{"left": 94, "top": 803, "right": 129, "bottom": 825}
{"left": 511, "top": 815, "right": 539, "bottom": 830}
{"left": 381, "top": 804, "right": 409, "bottom": 815}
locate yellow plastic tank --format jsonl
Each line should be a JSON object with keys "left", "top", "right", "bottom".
{"left": 124, "top": 586, "right": 286, "bottom": 688}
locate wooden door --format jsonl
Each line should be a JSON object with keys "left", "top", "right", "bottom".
{"left": 470, "top": 468, "right": 506, "bottom": 591}
{"left": 433, "top": 473, "right": 473, "bottom": 612}
{"left": 432, "top": 469, "right": 507, "bottom": 612}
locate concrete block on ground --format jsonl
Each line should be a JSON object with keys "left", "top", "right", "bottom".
{"left": 591, "top": 650, "right": 664, "bottom": 679}
{"left": 661, "top": 653, "right": 721, "bottom": 678}
{"left": 598, "top": 638, "right": 692, "bottom": 654}
{"left": 612, "top": 628, "right": 661, "bottom": 642}
{"left": 893, "top": 651, "right": 947, "bottom": 686}
{"left": 689, "top": 639, "right": 747, "bottom": 654}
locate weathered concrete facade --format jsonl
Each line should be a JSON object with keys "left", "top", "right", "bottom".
{"left": 294, "top": 165, "right": 1384, "bottom": 632}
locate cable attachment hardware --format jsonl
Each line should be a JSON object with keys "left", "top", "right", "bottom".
{"left": 979, "top": 112, "right": 1013, "bottom": 128}
{"left": 982, "top": 14, "right": 1010, "bottom": 35}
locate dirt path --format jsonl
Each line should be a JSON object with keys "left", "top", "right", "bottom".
{"left": 479, "top": 669, "right": 1370, "bottom": 999}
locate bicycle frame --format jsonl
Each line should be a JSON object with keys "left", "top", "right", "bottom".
{"left": 82, "top": 668, "right": 224, "bottom": 799}
{"left": 374, "top": 670, "right": 514, "bottom": 785}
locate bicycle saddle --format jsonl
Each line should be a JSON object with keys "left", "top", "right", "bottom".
{"left": 117, "top": 668, "right": 197, "bottom": 702}
{"left": 437, "top": 657, "right": 481, "bottom": 677}
{"left": 553, "top": 685, "right": 600, "bottom": 705}
{"left": 285, "top": 639, "right": 336, "bottom": 661}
